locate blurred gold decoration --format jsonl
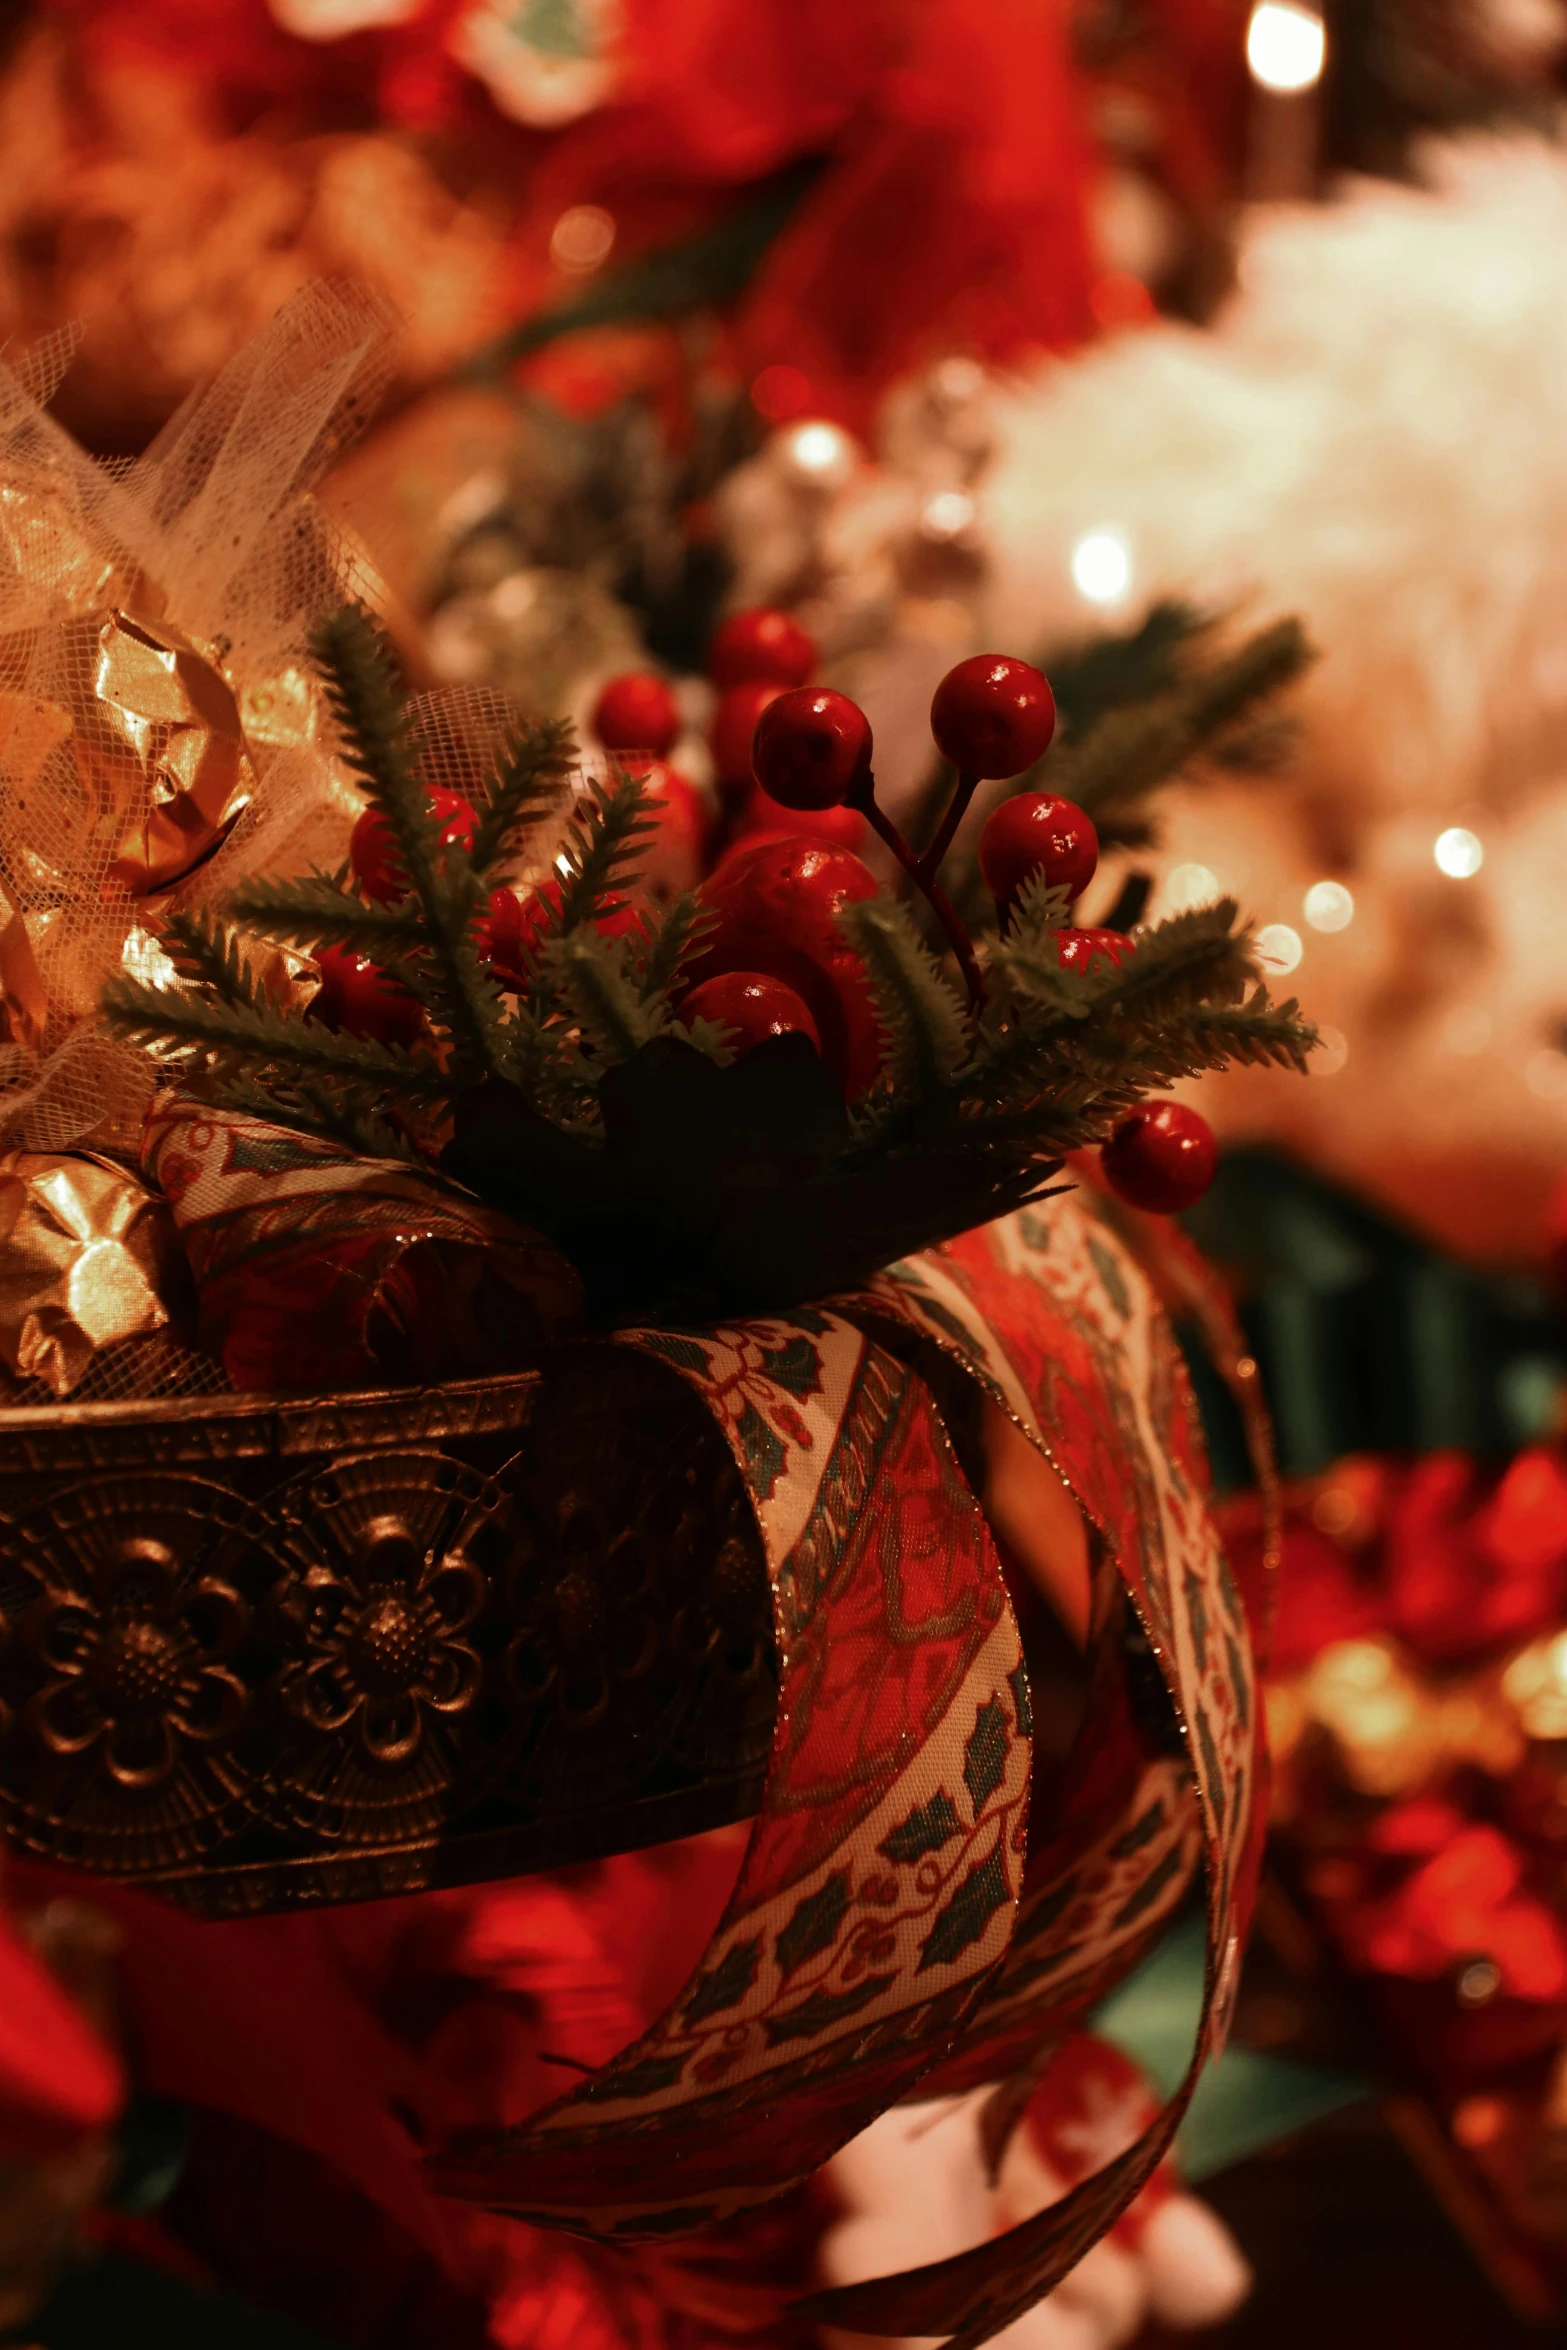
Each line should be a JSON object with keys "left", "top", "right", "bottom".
{"left": 1287, "top": 1635, "right": 1524, "bottom": 1800}
{"left": 0, "top": 1152, "right": 175, "bottom": 1398}
{"left": 93, "top": 611, "right": 252, "bottom": 894}
{"left": 1503, "top": 1632, "right": 1567, "bottom": 1743}
{"left": 0, "top": 27, "right": 511, "bottom": 453}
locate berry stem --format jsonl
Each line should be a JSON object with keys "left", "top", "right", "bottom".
{"left": 915, "top": 770, "right": 980, "bottom": 887}
{"left": 856, "top": 784, "right": 986, "bottom": 1013}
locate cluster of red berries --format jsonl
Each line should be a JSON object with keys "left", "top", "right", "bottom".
{"left": 322, "top": 622, "right": 1218, "bottom": 1218}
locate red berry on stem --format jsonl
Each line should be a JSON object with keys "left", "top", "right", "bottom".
{"left": 979, "top": 793, "right": 1098, "bottom": 912}
{"left": 751, "top": 687, "right": 872, "bottom": 811}
{"left": 931, "top": 655, "right": 1056, "bottom": 779}
{"left": 1101, "top": 1102, "right": 1218, "bottom": 1214}
{"left": 312, "top": 945, "right": 425, "bottom": 1048}
{"left": 711, "top": 681, "right": 783, "bottom": 790}
{"left": 351, "top": 788, "right": 475, "bottom": 906}
{"left": 479, "top": 885, "right": 530, "bottom": 988}
{"left": 1056, "top": 926, "right": 1131, "bottom": 974}
{"left": 592, "top": 671, "right": 681, "bottom": 757}
{"left": 709, "top": 607, "right": 816, "bottom": 690}
{"left": 693, "top": 838, "right": 881, "bottom": 1095}
{"left": 682, "top": 970, "right": 821, "bottom": 1054}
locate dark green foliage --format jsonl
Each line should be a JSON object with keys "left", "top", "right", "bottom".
{"left": 102, "top": 608, "right": 1315, "bottom": 1327}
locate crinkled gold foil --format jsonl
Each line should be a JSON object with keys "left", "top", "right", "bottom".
{"left": 94, "top": 612, "right": 253, "bottom": 895}
{"left": 0, "top": 1151, "right": 173, "bottom": 1396}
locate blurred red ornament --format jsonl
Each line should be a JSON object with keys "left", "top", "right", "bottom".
{"left": 979, "top": 792, "right": 1098, "bottom": 911}
{"left": 351, "top": 788, "right": 476, "bottom": 907}
{"left": 681, "top": 970, "right": 821, "bottom": 1054}
{"left": 931, "top": 655, "right": 1056, "bottom": 779}
{"left": 708, "top": 607, "right": 817, "bottom": 690}
{"left": 1101, "top": 1102, "right": 1218, "bottom": 1215}
{"left": 710, "top": 680, "right": 784, "bottom": 790}
{"left": 591, "top": 671, "right": 681, "bottom": 757}
{"left": 751, "top": 686, "right": 871, "bottom": 810}
{"left": 631, "top": 757, "right": 709, "bottom": 895}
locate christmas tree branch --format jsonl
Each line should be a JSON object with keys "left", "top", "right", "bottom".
{"left": 311, "top": 608, "right": 506, "bottom": 1082}
{"left": 158, "top": 907, "right": 277, "bottom": 1013}
{"left": 101, "top": 973, "right": 450, "bottom": 1100}
{"left": 839, "top": 897, "right": 968, "bottom": 1107}
{"left": 555, "top": 769, "right": 658, "bottom": 932}
{"left": 637, "top": 892, "right": 714, "bottom": 1001}
{"left": 227, "top": 870, "right": 427, "bottom": 959}
{"left": 467, "top": 719, "right": 574, "bottom": 877}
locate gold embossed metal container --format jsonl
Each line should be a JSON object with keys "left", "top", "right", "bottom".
{"left": 0, "top": 1353, "right": 776, "bottom": 1916}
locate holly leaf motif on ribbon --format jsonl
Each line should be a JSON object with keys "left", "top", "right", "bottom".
{"left": 733, "top": 1400, "right": 788, "bottom": 1499}
{"left": 879, "top": 1789, "right": 961, "bottom": 1864}
{"left": 1008, "top": 1661, "right": 1033, "bottom": 1739}
{"left": 683, "top": 1937, "right": 760, "bottom": 2028}
{"left": 758, "top": 1335, "right": 824, "bottom": 1399}
{"left": 963, "top": 1695, "right": 1010, "bottom": 1815}
{"left": 584, "top": 2053, "right": 687, "bottom": 2103}
{"left": 637, "top": 1332, "right": 715, "bottom": 1378}
{"left": 919, "top": 1847, "right": 1011, "bottom": 1973}
{"left": 762, "top": 1975, "right": 896, "bottom": 2047}
{"left": 775, "top": 1871, "right": 851, "bottom": 1977}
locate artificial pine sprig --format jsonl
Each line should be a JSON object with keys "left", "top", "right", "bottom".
{"left": 100, "top": 604, "right": 1317, "bottom": 1323}
{"left": 311, "top": 607, "right": 505, "bottom": 1082}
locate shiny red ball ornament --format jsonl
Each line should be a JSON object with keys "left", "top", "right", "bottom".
{"left": 708, "top": 607, "right": 817, "bottom": 690}
{"left": 682, "top": 970, "right": 822, "bottom": 1054}
{"left": 351, "top": 788, "right": 476, "bottom": 907}
{"left": 931, "top": 655, "right": 1056, "bottom": 779}
{"left": 1056, "top": 926, "right": 1131, "bottom": 974}
{"left": 311, "top": 945, "right": 425, "bottom": 1048}
{"left": 591, "top": 671, "right": 681, "bottom": 757}
{"left": 1100, "top": 1102, "right": 1219, "bottom": 1215}
{"left": 751, "top": 687, "right": 873, "bottom": 811}
{"left": 694, "top": 838, "right": 881, "bottom": 1095}
{"left": 979, "top": 793, "right": 1099, "bottom": 911}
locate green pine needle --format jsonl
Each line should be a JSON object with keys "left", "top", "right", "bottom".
{"left": 839, "top": 897, "right": 968, "bottom": 1107}
{"left": 101, "top": 971, "right": 450, "bottom": 1098}
{"left": 554, "top": 768, "right": 658, "bottom": 933}
{"left": 468, "top": 719, "right": 574, "bottom": 877}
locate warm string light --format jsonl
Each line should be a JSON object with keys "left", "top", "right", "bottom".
{"left": 1069, "top": 528, "right": 1132, "bottom": 606}
{"left": 1303, "top": 879, "right": 1353, "bottom": 932}
{"left": 1255, "top": 922, "right": 1303, "bottom": 974}
{"left": 550, "top": 205, "right": 616, "bottom": 275}
{"left": 1434, "top": 825, "right": 1484, "bottom": 878}
{"left": 1246, "top": 0, "right": 1326, "bottom": 92}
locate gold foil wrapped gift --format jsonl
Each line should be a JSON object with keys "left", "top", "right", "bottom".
{"left": 0, "top": 1152, "right": 175, "bottom": 1397}
{"left": 94, "top": 610, "right": 253, "bottom": 896}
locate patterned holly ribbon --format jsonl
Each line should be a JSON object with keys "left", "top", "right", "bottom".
{"left": 433, "top": 1196, "right": 1260, "bottom": 2348}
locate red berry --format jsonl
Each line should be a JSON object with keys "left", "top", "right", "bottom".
{"left": 628, "top": 757, "right": 708, "bottom": 897}
{"left": 711, "top": 681, "right": 784, "bottom": 790}
{"left": 351, "top": 788, "right": 476, "bottom": 906}
{"left": 752, "top": 687, "right": 872, "bottom": 811}
{"left": 709, "top": 607, "right": 816, "bottom": 690}
{"left": 693, "top": 839, "right": 882, "bottom": 1095}
{"left": 682, "top": 970, "right": 821, "bottom": 1054}
{"left": 311, "top": 945, "right": 425, "bottom": 1048}
{"left": 1100, "top": 1102, "right": 1218, "bottom": 1214}
{"left": 1056, "top": 926, "right": 1131, "bottom": 974}
{"left": 731, "top": 794, "right": 868, "bottom": 854}
{"left": 592, "top": 671, "right": 680, "bottom": 757}
{"left": 478, "top": 885, "right": 530, "bottom": 988}
{"left": 979, "top": 793, "right": 1098, "bottom": 911}
{"left": 931, "top": 655, "right": 1056, "bottom": 779}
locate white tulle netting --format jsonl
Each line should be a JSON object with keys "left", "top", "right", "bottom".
{"left": 0, "top": 278, "right": 396, "bottom": 1160}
